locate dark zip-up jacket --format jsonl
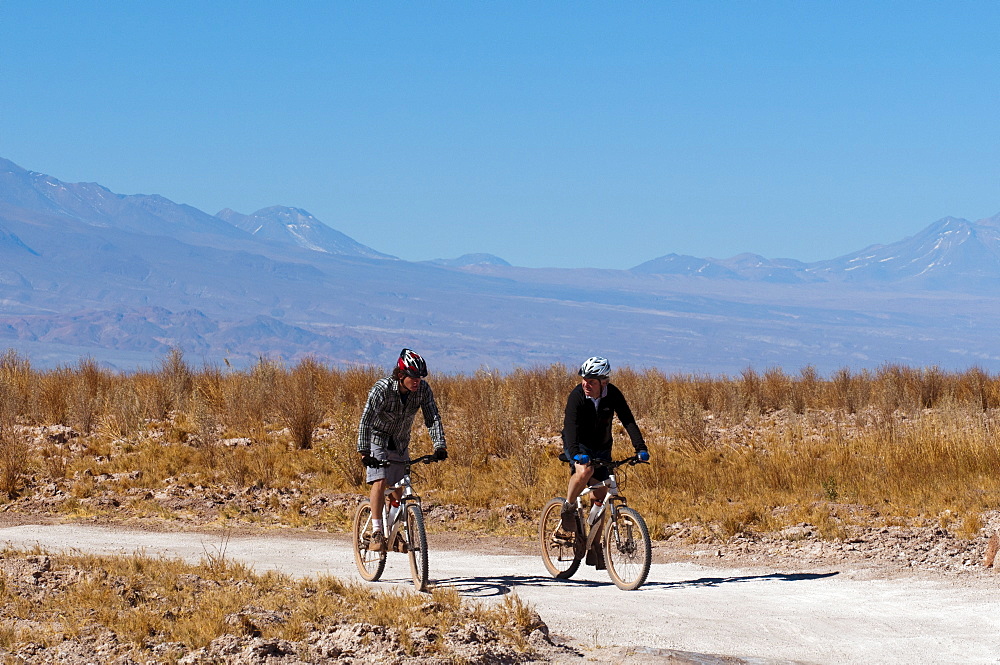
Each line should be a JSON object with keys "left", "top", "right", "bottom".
{"left": 561, "top": 382, "right": 646, "bottom": 458}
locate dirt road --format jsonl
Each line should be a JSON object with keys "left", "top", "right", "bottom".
{"left": 2, "top": 523, "right": 998, "bottom": 664}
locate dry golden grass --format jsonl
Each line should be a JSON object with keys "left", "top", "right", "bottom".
{"left": 3, "top": 349, "right": 1000, "bottom": 542}
{"left": 0, "top": 547, "right": 539, "bottom": 661}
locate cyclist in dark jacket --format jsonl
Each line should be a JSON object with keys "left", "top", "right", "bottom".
{"left": 560, "top": 356, "right": 649, "bottom": 532}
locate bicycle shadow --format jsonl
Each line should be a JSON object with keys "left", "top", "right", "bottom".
{"left": 429, "top": 570, "right": 839, "bottom": 598}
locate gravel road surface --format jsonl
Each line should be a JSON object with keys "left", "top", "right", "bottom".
{"left": 2, "top": 523, "right": 998, "bottom": 665}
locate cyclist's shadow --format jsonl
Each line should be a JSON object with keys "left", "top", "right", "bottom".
{"left": 432, "top": 570, "right": 840, "bottom": 598}
{"left": 432, "top": 573, "right": 600, "bottom": 597}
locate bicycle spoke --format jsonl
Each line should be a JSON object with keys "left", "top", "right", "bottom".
{"left": 603, "top": 506, "right": 651, "bottom": 590}
{"left": 539, "top": 498, "right": 581, "bottom": 579}
{"left": 352, "top": 501, "right": 386, "bottom": 582}
{"left": 406, "top": 503, "right": 430, "bottom": 592}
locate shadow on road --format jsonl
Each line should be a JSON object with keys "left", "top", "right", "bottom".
{"left": 661, "top": 571, "right": 840, "bottom": 588}
{"left": 430, "top": 570, "right": 839, "bottom": 597}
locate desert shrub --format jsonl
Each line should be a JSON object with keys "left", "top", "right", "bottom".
{"left": 131, "top": 370, "right": 172, "bottom": 422}
{"left": 276, "top": 357, "right": 327, "bottom": 450}
{"left": 99, "top": 382, "right": 143, "bottom": 439}
{"left": 69, "top": 357, "right": 111, "bottom": 435}
{"left": 191, "top": 389, "right": 220, "bottom": 448}
{"left": 791, "top": 365, "right": 820, "bottom": 414}
{"left": 739, "top": 367, "right": 762, "bottom": 413}
{"left": 220, "top": 443, "right": 281, "bottom": 488}
{"left": 954, "top": 366, "right": 992, "bottom": 410}
{"left": 158, "top": 347, "right": 194, "bottom": 412}
{"left": 0, "top": 350, "right": 31, "bottom": 431}
{"left": 0, "top": 429, "right": 27, "bottom": 498}
{"left": 221, "top": 357, "right": 280, "bottom": 441}
{"left": 317, "top": 430, "right": 365, "bottom": 487}
{"left": 30, "top": 367, "right": 73, "bottom": 425}
{"left": 667, "top": 393, "right": 711, "bottom": 453}
{"left": 831, "top": 367, "right": 868, "bottom": 414}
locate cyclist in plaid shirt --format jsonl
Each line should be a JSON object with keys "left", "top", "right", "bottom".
{"left": 357, "top": 348, "right": 448, "bottom": 551}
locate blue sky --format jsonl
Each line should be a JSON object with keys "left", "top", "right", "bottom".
{"left": 2, "top": 2, "right": 999, "bottom": 269}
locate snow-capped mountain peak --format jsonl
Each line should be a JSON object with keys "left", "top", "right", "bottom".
{"left": 216, "top": 206, "right": 394, "bottom": 259}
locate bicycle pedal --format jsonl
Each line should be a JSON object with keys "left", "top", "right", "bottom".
{"left": 390, "top": 537, "right": 408, "bottom": 553}
{"left": 552, "top": 530, "right": 575, "bottom": 547}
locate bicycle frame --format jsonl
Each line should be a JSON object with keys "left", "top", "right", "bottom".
{"left": 382, "top": 470, "right": 419, "bottom": 545}
{"left": 571, "top": 458, "right": 639, "bottom": 552}
{"left": 373, "top": 454, "right": 435, "bottom": 549}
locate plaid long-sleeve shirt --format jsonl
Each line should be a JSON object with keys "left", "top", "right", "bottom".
{"left": 356, "top": 377, "right": 446, "bottom": 455}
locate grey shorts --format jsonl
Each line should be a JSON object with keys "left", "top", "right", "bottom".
{"left": 365, "top": 436, "right": 410, "bottom": 485}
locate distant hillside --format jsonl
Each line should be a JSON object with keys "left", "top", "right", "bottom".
{"left": 632, "top": 213, "right": 1000, "bottom": 292}
{"left": 428, "top": 253, "right": 511, "bottom": 268}
{"left": 0, "top": 158, "right": 246, "bottom": 246}
{"left": 2, "top": 156, "right": 1000, "bottom": 375}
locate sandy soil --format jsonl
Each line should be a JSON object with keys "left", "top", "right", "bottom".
{"left": 2, "top": 521, "right": 998, "bottom": 664}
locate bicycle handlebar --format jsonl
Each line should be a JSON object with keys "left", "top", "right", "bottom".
{"left": 368, "top": 454, "right": 439, "bottom": 468}
{"left": 558, "top": 452, "right": 650, "bottom": 469}
{"left": 606, "top": 455, "right": 650, "bottom": 470}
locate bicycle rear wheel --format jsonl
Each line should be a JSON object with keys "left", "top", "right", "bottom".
{"left": 539, "top": 497, "right": 581, "bottom": 579}
{"left": 405, "top": 503, "right": 430, "bottom": 592}
{"left": 352, "top": 500, "right": 386, "bottom": 582}
{"left": 603, "top": 505, "right": 651, "bottom": 590}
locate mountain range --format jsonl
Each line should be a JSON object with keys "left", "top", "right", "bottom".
{"left": 1, "top": 156, "right": 999, "bottom": 375}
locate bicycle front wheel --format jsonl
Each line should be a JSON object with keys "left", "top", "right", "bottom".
{"left": 603, "top": 505, "right": 651, "bottom": 590}
{"left": 405, "top": 503, "right": 430, "bottom": 592}
{"left": 352, "top": 500, "right": 386, "bottom": 582}
{"left": 539, "top": 497, "right": 581, "bottom": 579}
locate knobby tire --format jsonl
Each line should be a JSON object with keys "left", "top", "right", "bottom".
{"left": 539, "top": 497, "right": 581, "bottom": 579}
{"left": 603, "top": 505, "right": 651, "bottom": 590}
{"left": 352, "top": 500, "right": 387, "bottom": 582}
{"left": 405, "top": 503, "right": 430, "bottom": 592}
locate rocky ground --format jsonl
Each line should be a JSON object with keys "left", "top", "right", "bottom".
{"left": 0, "top": 549, "right": 572, "bottom": 665}
{"left": 660, "top": 515, "right": 1000, "bottom": 576}
{"left": 4, "top": 422, "right": 1000, "bottom": 663}
{"left": 7, "top": 463, "right": 999, "bottom": 578}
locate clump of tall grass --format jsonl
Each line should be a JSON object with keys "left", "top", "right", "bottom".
{"left": 277, "top": 356, "right": 326, "bottom": 450}
{"left": 0, "top": 430, "right": 27, "bottom": 498}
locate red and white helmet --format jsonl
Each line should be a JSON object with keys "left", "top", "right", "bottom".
{"left": 578, "top": 356, "right": 611, "bottom": 379}
{"left": 397, "top": 348, "right": 428, "bottom": 378}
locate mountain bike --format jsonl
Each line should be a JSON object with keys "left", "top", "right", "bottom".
{"left": 539, "top": 454, "right": 651, "bottom": 590}
{"left": 352, "top": 454, "right": 438, "bottom": 592}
